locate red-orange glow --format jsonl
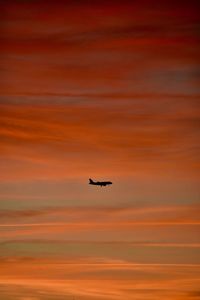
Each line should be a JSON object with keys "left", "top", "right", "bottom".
{"left": 0, "top": 0, "right": 199, "bottom": 299}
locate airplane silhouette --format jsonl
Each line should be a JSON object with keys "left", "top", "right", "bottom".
{"left": 89, "top": 178, "right": 112, "bottom": 187}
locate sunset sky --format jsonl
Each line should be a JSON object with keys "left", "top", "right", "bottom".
{"left": 0, "top": 1, "right": 200, "bottom": 299}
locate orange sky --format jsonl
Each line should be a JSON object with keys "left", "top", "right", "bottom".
{"left": 0, "top": 0, "right": 200, "bottom": 299}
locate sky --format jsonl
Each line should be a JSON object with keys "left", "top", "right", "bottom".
{"left": 0, "top": 0, "right": 200, "bottom": 299}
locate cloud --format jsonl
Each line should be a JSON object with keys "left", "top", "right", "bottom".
{"left": 0, "top": 258, "right": 199, "bottom": 299}
{"left": 0, "top": 204, "right": 199, "bottom": 224}
{"left": 0, "top": 100, "right": 199, "bottom": 183}
{"left": 1, "top": 204, "right": 199, "bottom": 267}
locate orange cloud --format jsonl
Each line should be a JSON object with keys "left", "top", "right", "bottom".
{"left": 0, "top": 101, "right": 199, "bottom": 182}
{"left": 0, "top": 258, "right": 199, "bottom": 299}
{"left": 0, "top": 204, "right": 200, "bottom": 224}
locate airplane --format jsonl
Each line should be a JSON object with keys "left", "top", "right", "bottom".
{"left": 89, "top": 178, "right": 112, "bottom": 187}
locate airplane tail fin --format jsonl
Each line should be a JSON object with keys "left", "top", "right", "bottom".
{"left": 89, "top": 178, "right": 94, "bottom": 184}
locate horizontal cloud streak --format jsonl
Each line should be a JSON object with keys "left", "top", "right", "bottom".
{"left": 0, "top": 101, "right": 199, "bottom": 182}
{"left": 0, "top": 258, "right": 200, "bottom": 299}
{"left": 1, "top": 204, "right": 199, "bottom": 222}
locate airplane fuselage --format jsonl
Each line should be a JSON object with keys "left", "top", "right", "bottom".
{"left": 89, "top": 178, "right": 112, "bottom": 187}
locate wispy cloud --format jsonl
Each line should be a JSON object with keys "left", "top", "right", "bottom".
{"left": 0, "top": 204, "right": 199, "bottom": 224}
{"left": 0, "top": 101, "right": 199, "bottom": 182}
{"left": 0, "top": 259, "right": 199, "bottom": 299}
